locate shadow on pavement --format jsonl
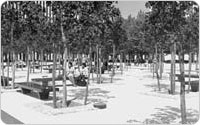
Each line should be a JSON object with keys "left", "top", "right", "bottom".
{"left": 1, "top": 110, "right": 23, "bottom": 124}
{"left": 127, "top": 106, "right": 199, "bottom": 124}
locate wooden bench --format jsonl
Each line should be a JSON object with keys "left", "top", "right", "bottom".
{"left": 15, "top": 82, "right": 56, "bottom": 99}
{"left": 174, "top": 74, "right": 199, "bottom": 81}
{"left": 174, "top": 74, "right": 199, "bottom": 92}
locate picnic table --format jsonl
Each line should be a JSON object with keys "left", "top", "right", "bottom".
{"left": 16, "top": 75, "right": 71, "bottom": 99}
{"left": 15, "top": 82, "right": 54, "bottom": 99}
{"left": 31, "top": 75, "right": 68, "bottom": 85}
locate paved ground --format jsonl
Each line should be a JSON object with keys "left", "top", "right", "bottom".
{"left": 1, "top": 63, "right": 199, "bottom": 124}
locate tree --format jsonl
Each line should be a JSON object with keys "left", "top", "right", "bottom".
{"left": 145, "top": 1, "right": 198, "bottom": 123}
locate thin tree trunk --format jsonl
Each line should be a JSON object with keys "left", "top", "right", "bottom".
{"left": 32, "top": 51, "right": 35, "bottom": 73}
{"left": 1, "top": 47, "right": 6, "bottom": 88}
{"left": 27, "top": 47, "right": 30, "bottom": 83}
{"left": 99, "top": 47, "right": 102, "bottom": 84}
{"left": 84, "top": 44, "right": 92, "bottom": 105}
{"left": 120, "top": 52, "right": 123, "bottom": 75}
{"left": 178, "top": 45, "right": 187, "bottom": 124}
{"left": 92, "top": 53, "right": 95, "bottom": 82}
{"left": 155, "top": 45, "right": 160, "bottom": 91}
{"left": 52, "top": 44, "right": 57, "bottom": 108}
{"left": 20, "top": 53, "right": 23, "bottom": 71}
{"left": 7, "top": 53, "right": 10, "bottom": 86}
{"left": 78, "top": 53, "right": 80, "bottom": 72}
{"left": 40, "top": 49, "right": 43, "bottom": 73}
{"left": 58, "top": 47, "right": 61, "bottom": 75}
{"left": 29, "top": 51, "right": 32, "bottom": 73}
{"left": 11, "top": 50, "right": 16, "bottom": 89}
{"left": 152, "top": 54, "right": 155, "bottom": 78}
{"left": 96, "top": 45, "right": 99, "bottom": 83}
{"left": 159, "top": 50, "right": 163, "bottom": 79}
{"left": 62, "top": 47, "right": 67, "bottom": 107}
{"left": 161, "top": 50, "right": 164, "bottom": 76}
{"left": 111, "top": 44, "right": 115, "bottom": 83}
{"left": 170, "top": 42, "right": 176, "bottom": 94}
{"left": 60, "top": 9, "right": 67, "bottom": 105}
{"left": 196, "top": 51, "right": 199, "bottom": 71}
{"left": 187, "top": 52, "right": 192, "bottom": 93}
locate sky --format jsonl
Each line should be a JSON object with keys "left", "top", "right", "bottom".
{"left": 115, "top": 1, "right": 148, "bottom": 19}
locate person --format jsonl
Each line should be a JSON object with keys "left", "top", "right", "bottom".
{"left": 80, "top": 63, "right": 88, "bottom": 77}
{"left": 66, "top": 62, "right": 76, "bottom": 86}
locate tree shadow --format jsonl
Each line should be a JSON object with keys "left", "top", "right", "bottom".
{"left": 127, "top": 106, "right": 199, "bottom": 124}
{"left": 66, "top": 87, "right": 115, "bottom": 104}
{"left": 142, "top": 74, "right": 169, "bottom": 80}
{"left": 91, "top": 76, "right": 123, "bottom": 84}
{"left": 45, "top": 98, "right": 83, "bottom": 108}
{"left": 144, "top": 106, "right": 199, "bottom": 124}
{"left": 143, "top": 83, "right": 181, "bottom": 95}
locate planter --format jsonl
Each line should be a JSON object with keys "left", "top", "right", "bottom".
{"left": 191, "top": 81, "right": 199, "bottom": 92}
{"left": 93, "top": 102, "right": 106, "bottom": 109}
{"left": 1, "top": 78, "right": 8, "bottom": 86}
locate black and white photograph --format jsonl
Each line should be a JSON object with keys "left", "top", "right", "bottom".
{"left": 0, "top": 1, "right": 199, "bottom": 124}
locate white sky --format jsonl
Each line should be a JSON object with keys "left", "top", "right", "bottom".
{"left": 115, "top": 1, "right": 149, "bottom": 19}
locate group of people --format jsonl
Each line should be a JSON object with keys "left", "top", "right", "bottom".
{"left": 66, "top": 61, "right": 88, "bottom": 86}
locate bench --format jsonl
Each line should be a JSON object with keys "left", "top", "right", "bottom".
{"left": 15, "top": 82, "right": 57, "bottom": 99}
{"left": 173, "top": 74, "right": 199, "bottom": 92}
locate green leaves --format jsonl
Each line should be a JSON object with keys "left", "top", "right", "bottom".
{"left": 145, "top": 1, "right": 199, "bottom": 53}
{"left": 1, "top": 1, "right": 123, "bottom": 56}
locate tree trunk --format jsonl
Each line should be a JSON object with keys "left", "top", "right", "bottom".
{"left": 78, "top": 53, "right": 80, "bottom": 72}
{"left": 58, "top": 47, "right": 61, "bottom": 75}
{"left": 99, "top": 46, "right": 102, "bottom": 84}
{"left": 187, "top": 52, "right": 192, "bottom": 93}
{"left": 92, "top": 53, "right": 95, "bottom": 82}
{"left": 152, "top": 54, "right": 155, "bottom": 78}
{"left": 1, "top": 47, "right": 5, "bottom": 88}
{"left": 84, "top": 44, "right": 92, "bottom": 105}
{"left": 11, "top": 50, "right": 16, "bottom": 89}
{"left": 40, "top": 49, "right": 43, "bottom": 73}
{"left": 27, "top": 47, "right": 30, "bottom": 83}
{"left": 29, "top": 51, "right": 32, "bottom": 73}
{"left": 120, "top": 52, "right": 123, "bottom": 75}
{"left": 178, "top": 45, "right": 187, "bottom": 124}
{"left": 111, "top": 44, "right": 115, "bottom": 83}
{"left": 52, "top": 45, "right": 57, "bottom": 108}
{"left": 155, "top": 45, "right": 160, "bottom": 91}
{"left": 170, "top": 42, "right": 176, "bottom": 94}
{"left": 196, "top": 51, "right": 199, "bottom": 70}
{"left": 159, "top": 49, "right": 163, "bottom": 79}
{"left": 20, "top": 53, "right": 23, "bottom": 71}
{"left": 7, "top": 53, "right": 10, "bottom": 85}
{"left": 161, "top": 50, "right": 164, "bottom": 76}
{"left": 32, "top": 51, "right": 35, "bottom": 73}
{"left": 62, "top": 47, "right": 67, "bottom": 107}
{"left": 96, "top": 45, "right": 99, "bottom": 83}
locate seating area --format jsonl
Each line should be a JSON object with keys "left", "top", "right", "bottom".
{"left": 15, "top": 82, "right": 55, "bottom": 99}
{"left": 174, "top": 74, "right": 199, "bottom": 92}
